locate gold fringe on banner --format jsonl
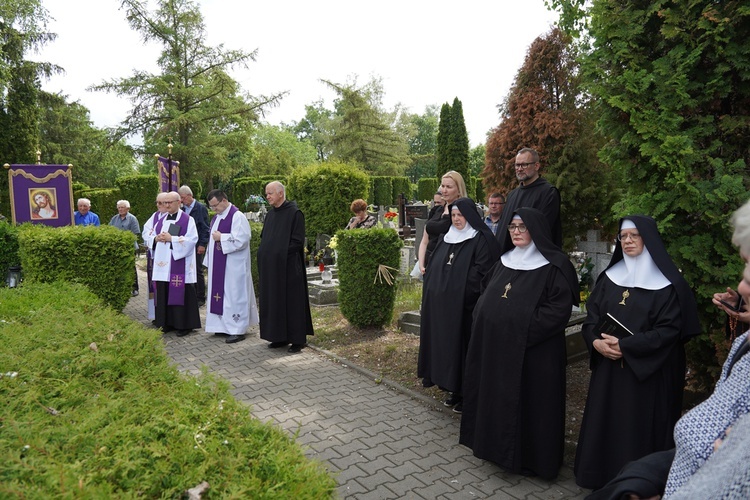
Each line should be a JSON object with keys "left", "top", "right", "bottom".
{"left": 374, "top": 264, "right": 398, "bottom": 286}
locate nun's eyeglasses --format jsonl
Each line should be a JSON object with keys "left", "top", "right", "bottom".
{"left": 507, "top": 224, "right": 528, "bottom": 233}
{"left": 617, "top": 232, "right": 641, "bottom": 242}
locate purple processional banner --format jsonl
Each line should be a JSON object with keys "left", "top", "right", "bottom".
{"left": 157, "top": 156, "right": 180, "bottom": 193}
{"left": 6, "top": 164, "right": 75, "bottom": 227}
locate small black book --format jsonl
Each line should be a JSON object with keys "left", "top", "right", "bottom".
{"left": 167, "top": 223, "right": 181, "bottom": 237}
{"left": 596, "top": 312, "right": 634, "bottom": 339}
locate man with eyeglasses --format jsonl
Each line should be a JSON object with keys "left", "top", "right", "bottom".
{"left": 179, "top": 185, "right": 210, "bottom": 307}
{"left": 147, "top": 191, "right": 202, "bottom": 337}
{"left": 496, "top": 148, "right": 562, "bottom": 247}
{"left": 484, "top": 192, "right": 506, "bottom": 235}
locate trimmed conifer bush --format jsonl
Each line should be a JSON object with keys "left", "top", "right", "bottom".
{"left": 371, "top": 176, "right": 392, "bottom": 206}
{"left": 417, "top": 177, "right": 439, "bottom": 201}
{"left": 116, "top": 174, "right": 160, "bottom": 231}
{"left": 336, "top": 228, "right": 402, "bottom": 328}
{"left": 392, "top": 176, "right": 411, "bottom": 203}
{"left": 287, "top": 162, "right": 369, "bottom": 240}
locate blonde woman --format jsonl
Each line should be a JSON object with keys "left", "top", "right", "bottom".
{"left": 417, "top": 171, "right": 467, "bottom": 275}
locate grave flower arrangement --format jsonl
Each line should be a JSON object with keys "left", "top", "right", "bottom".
{"left": 245, "top": 194, "right": 267, "bottom": 211}
{"left": 384, "top": 211, "right": 398, "bottom": 222}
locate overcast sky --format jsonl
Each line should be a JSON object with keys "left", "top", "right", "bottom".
{"left": 35, "top": 0, "right": 558, "bottom": 147}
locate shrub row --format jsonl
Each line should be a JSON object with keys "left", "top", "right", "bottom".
{"left": 0, "top": 281, "right": 336, "bottom": 497}
{"left": 17, "top": 224, "right": 135, "bottom": 311}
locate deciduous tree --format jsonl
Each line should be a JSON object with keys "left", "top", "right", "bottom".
{"left": 483, "top": 27, "right": 615, "bottom": 247}
{"left": 91, "top": 0, "right": 284, "bottom": 188}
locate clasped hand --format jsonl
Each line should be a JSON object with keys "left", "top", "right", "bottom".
{"left": 156, "top": 232, "right": 172, "bottom": 243}
{"left": 594, "top": 333, "right": 622, "bottom": 360}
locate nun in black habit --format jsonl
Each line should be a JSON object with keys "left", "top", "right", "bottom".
{"left": 460, "top": 207, "right": 579, "bottom": 480}
{"left": 573, "top": 216, "right": 700, "bottom": 491}
{"left": 418, "top": 197, "right": 501, "bottom": 409}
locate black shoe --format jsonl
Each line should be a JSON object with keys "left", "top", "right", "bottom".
{"left": 288, "top": 344, "right": 303, "bottom": 353}
{"left": 268, "top": 342, "right": 288, "bottom": 348}
{"left": 443, "top": 393, "right": 462, "bottom": 407}
{"left": 161, "top": 326, "right": 175, "bottom": 333}
{"left": 176, "top": 329, "right": 192, "bottom": 337}
{"left": 453, "top": 402, "right": 463, "bottom": 414}
{"left": 213, "top": 332, "right": 228, "bottom": 337}
{"left": 131, "top": 289, "right": 139, "bottom": 297}
{"left": 225, "top": 335, "right": 245, "bottom": 344}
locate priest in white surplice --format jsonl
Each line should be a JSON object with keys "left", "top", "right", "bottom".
{"left": 147, "top": 191, "right": 202, "bottom": 336}
{"left": 203, "top": 189, "right": 259, "bottom": 344}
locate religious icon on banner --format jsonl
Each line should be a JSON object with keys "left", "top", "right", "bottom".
{"left": 29, "top": 188, "right": 58, "bottom": 220}
{"left": 5, "top": 164, "right": 74, "bottom": 226}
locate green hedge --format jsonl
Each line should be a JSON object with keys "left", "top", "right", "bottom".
{"left": 336, "top": 228, "right": 403, "bottom": 328}
{"left": 116, "top": 174, "right": 159, "bottom": 233}
{"left": 417, "top": 177, "right": 440, "bottom": 202}
{"left": 0, "top": 222, "right": 20, "bottom": 274}
{"left": 234, "top": 177, "right": 265, "bottom": 208}
{"left": 371, "top": 177, "right": 392, "bottom": 206}
{"left": 0, "top": 281, "right": 336, "bottom": 497}
{"left": 17, "top": 224, "right": 135, "bottom": 311}
{"left": 392, "top": 176, "right": 411, "bottom": 203}
{"left": 288, "top": 162, "right": 369, "bottom": 241}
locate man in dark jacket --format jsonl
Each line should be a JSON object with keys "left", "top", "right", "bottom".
{"left": 497, "top": 148, "right": 562, "bottom": 248}
{"left": 179, "top": 185, "right": 210, "bottom": 306}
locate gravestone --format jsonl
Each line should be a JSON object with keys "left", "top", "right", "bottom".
{"left": 576, "top": 229, "right": 612, "bottom": 283}
{"left": 404, "top": 203, "right": 428, "bottom": 227}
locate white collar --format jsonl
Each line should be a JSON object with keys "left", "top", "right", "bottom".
{"left": 443, "top": 224, "right": 477, "bottom": 244}
{"left": 501, "top": 241, "right": 549, "bottom": 270}
{"left": 606, "top": 246, "right": 671, "bottom": 289}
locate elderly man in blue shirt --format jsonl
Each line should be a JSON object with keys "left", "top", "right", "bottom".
{"left": 74, "top": 198, "right": 100, "bottom": 226}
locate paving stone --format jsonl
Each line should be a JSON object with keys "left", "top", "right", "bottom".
{"left": 122, "top": 267, "right": 588, "bottom": 499}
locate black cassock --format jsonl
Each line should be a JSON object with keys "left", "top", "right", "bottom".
{"left": 460, "top": 262, "right": 573, "bottom": 479}
{"left": 257, "top": 200, "right": 314, "bottom": 344}
{"left": 418, "top": 234, "right": 493, "bottom": 393}
{"left": 460, "top": 260, "right": 573, "bottom": 480}
{"left": 574, "top": 275, "right": 684, "bottom": 490}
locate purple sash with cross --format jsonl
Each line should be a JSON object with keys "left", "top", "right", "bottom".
{"left": 209, "top": 204, "right": 239, "bottom": 315}
{"left": 154, "top": 212, "right": 189, "bottom": 306}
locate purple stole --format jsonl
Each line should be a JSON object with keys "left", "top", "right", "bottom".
{"left": 209, "top": 205, "right": 239, "bottom": 315}
{"left": 154, "top": 212, "right": 189, "bottom": 306}
{"left": 146, "top": 212, "right": 167, "bottom": 301}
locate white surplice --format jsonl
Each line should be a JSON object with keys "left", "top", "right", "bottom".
{"left": 203, "top": 206, "right": 259, "bottom": 335}
{"left": 142, "top": 210, "right": 167, "bottom": 320}
{"left": 149, "top": 210, "right": 198, "bottom": 284}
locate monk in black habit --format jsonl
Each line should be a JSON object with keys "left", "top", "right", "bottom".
{"left": 573, "top": 216, "right": 700, "bottom": 490}
{"left": 257, "top": 181, "right": 314, "bottom": 352}
{"left": 460, "top": 207, "right": 578, "bottom": 480}
{"left": 418, "top": 197, "right": 501, "bottom": 409}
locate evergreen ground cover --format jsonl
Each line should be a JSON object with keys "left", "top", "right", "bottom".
{"left": 0, "top": 282, "right": 335, "bottom": 498}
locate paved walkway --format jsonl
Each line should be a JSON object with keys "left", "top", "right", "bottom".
{"left": 124, "top": 269, "right": 586, "bottom": 499}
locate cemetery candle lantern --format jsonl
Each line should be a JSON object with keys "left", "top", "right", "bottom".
{"left": 6, "top": 265, "right": 21, "bottom": 288}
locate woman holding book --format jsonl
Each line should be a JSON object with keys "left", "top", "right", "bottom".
{"left": 574, "top": 216, "right": 700, "bottom": 491}
{"left": 460, "top": 207, "right": 578, "bottom": 480}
